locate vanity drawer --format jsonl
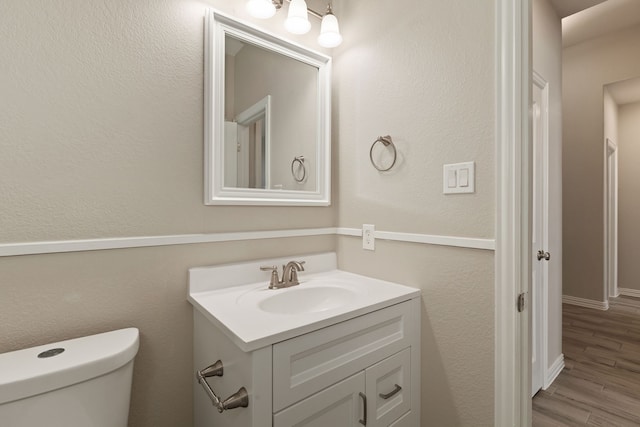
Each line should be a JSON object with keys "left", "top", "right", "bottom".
{"left": 272, "top": 301, "right": 412, "bottom": 411}
{"left": 366, "top": 347, "right": 411, "bottom": 426}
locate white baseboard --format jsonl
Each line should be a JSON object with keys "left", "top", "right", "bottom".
{"left": 618, "top": 288, "right": 640, "bottom": 298}
{"left": 562, "top": 295, "right": 608, "bottom": 311}
{"left": 543, "top": 354, "right": 564, "bottom": 389}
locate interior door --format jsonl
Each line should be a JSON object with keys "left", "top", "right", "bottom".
{"left": 531, "top": 75, "right": 549, "bottom": 396}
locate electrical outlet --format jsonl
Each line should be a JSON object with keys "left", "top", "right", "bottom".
{"left": 362, "top": 224, "right": 375, "bottom": 250}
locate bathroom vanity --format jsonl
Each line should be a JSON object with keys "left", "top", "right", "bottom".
{"left": 188, "top": 253, "right": 421, "bottom": 427}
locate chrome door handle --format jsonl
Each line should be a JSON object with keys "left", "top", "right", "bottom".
{"left": 536, "top": 250, "right": 551, "bottom": 261}
{"left": 379, "top": 384, "right": 402, "bottom": 400}
{"left": 359, "top": 392, "right": 367, "bottom": 425}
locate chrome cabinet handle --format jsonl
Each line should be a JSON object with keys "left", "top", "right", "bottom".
{"left": 536, "top": 250, "right": 551, "bottom": 261}
{"left": 379, "top": 383, "right": 402, "bottom": 400}
{"left": 359, "top": 392, "right": 367, "bottom": 425}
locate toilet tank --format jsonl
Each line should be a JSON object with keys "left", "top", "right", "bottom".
{"left": 0, "top": 328, "right": 139, "bottom": 427}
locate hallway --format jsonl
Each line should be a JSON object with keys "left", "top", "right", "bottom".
{"left": 533, "top": 296, "right": 640, "bottom": 425}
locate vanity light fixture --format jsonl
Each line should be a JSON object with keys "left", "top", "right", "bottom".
{"left": 317, "top": 3, "right": 342, "bottom": 48}
{"left": 245, "top": 0, "right": 277, "bottom": 19}
{"left": 246, "top": 0, "right": 342, "bottom": 47}
{"left": 284, "top": 0, "right": 311, "bottom": 34}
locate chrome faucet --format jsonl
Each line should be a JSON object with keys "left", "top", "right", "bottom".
{"left": 283, "top": 261, "right": 305, "bottom": 286}
{"left": 260, "top": 261, "right": 305, "bottom": 289}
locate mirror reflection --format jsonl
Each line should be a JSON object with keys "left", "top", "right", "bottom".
{"left": 224, "top": 35, "right": 318, "bottom": 191}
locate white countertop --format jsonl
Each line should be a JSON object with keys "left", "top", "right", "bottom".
{"left": 188, "top": 255, "right": 420, "bottom": 352}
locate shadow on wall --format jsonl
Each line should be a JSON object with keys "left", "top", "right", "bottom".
{"left": 420, "top": 303, "right": 461, "bottom": 426}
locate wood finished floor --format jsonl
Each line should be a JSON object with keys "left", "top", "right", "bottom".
{"left": 533, "top": 296, "right": 640, "bottom": 426}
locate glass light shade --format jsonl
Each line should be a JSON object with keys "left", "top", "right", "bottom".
{"left": 246, "top": 0, "right": 276, "bottom": 19}
{"left": 318, "top": 12, "right": 342, "bottom": 48}
{"left": 284, "top": 0, "right": 311, "bottom": 34}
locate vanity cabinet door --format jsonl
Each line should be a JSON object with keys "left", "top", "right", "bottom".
{"left": 388, "top": 411, "right": 413, "bottom": 427}
{"left": 365, "top": 348, "right": 411, "bottom": 427}
{"left": 273, "top": 372, "right": 365, "bottom": 427}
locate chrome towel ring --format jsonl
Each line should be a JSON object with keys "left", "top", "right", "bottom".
{"left": 370, "top": 135, "right": 397, "bottom": 172}
{"left": 291, "top": 155, "right": 306, "bottom": 183}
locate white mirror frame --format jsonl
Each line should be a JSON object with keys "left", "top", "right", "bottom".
{"left": 204, "top": 9, "right": 332, "bottom": 206}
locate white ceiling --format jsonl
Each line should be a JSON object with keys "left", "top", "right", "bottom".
{"left": 606, "top": 77, "right": 640, "bottom": 106}
{"left": 549, "top": 0, "right": 607, "bottom": 19}
{"left": 553, "top": 0, "right": 640, "bottom": 105}
{"left": 561, "top": 0, "right": 640, "bottom": 47}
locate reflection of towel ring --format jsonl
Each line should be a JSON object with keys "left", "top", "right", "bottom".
{"left": 291, "top": 156, "right": 306, "bottom": 183}
{"left": 370, "top": 135, "right": 397, "bottom": 172}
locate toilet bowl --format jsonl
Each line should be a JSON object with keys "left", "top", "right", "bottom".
{"left": 0, "top": 328, "right": 139, "bottom": 427}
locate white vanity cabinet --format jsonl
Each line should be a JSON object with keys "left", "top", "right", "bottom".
{"left": 193, "top": 298, "right": 420, "bottom": 427}
{"left": 189, "top": 253, "right": 421, "bottom": 427}
{"left": 274, "top": 348, "right": 411, "bottom": 427}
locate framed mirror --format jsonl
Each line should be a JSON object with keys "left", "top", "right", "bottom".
{"left": 204, "top": 10, "right": 331, "bottom": 206}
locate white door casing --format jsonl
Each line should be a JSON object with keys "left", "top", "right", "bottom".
{"left": 495, "top": 0, "right": 531, "bottom": 425}
{"left": 605, "top": 138, "right": 619, "bottom": 299}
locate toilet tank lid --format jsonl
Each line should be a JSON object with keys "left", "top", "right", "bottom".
{"left": 0, "top": 328, "right": 139, "bottom": 405}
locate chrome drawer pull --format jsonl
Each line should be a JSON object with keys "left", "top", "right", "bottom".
{"left": 379, "top": 384, "right": 402, "bottom": 400}
{"left": 359, "top": 392, "right": 367, "bottom": 425}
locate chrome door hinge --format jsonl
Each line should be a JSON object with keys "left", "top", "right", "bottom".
{"left": 537, "top": 250, "right": 551, "bottom": 261}
{"left": 517, "top": 293, "right": 527, "bottom": 312}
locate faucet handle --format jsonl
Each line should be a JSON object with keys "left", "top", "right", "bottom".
{"left": 260, "top": 265, "right": 281, "bottom": 289}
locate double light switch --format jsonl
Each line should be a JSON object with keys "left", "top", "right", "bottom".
{"left": 443, "top": 162, "right": 475, "bottom": 194}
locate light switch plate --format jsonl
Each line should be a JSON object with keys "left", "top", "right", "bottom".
{"left": 443, "top": 162, "right": 475, "bottom": 194}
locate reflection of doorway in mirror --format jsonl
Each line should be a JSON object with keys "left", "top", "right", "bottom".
{"left": 224, "top": 122, "right": 238, "bottom": 188}
{"left": 252, "top": 119, "right": 266, "bottom": 188}
{"left": 226, "top": 95, "right": 271, "bottom": 189}
{"left": 228, "top": 119, "right": 267, "bottom": 189}
{"left": 242, "top": 119, "right": 266, "bottom": 189}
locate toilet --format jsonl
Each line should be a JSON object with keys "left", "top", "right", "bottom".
{"left": 0, "top": 328, "right": 139, "bottom": 427}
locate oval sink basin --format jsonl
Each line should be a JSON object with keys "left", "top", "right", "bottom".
{"left": 258, "top": 286, "right": 357, "bottom": 315}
